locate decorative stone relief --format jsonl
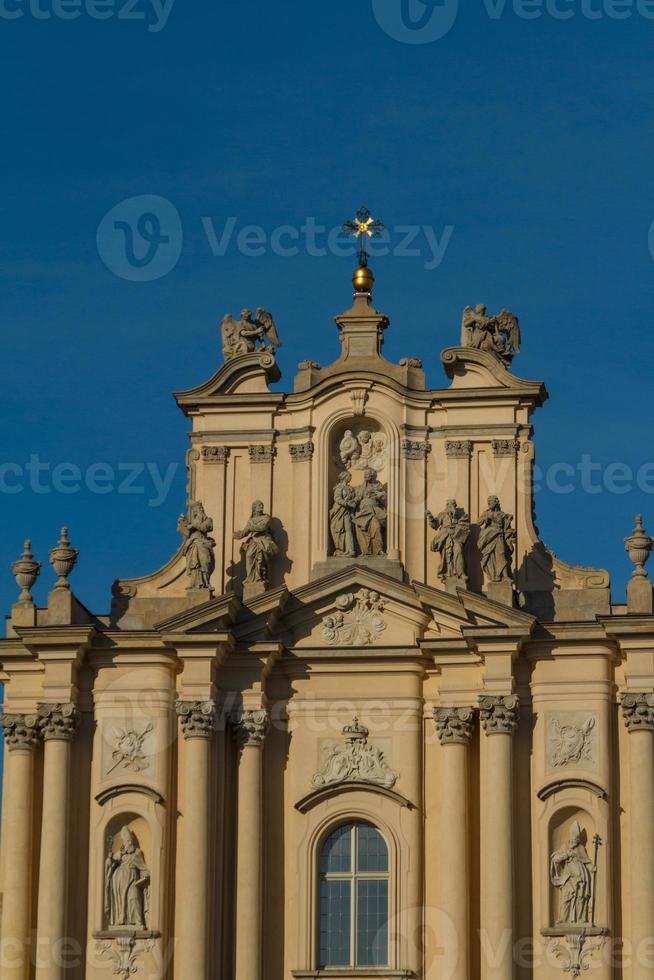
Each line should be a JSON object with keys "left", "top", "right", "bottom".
{"left": 96, "top": 936, "right": 156, "bottom": 980}
{"left": 339, "top": 429, "right": 387, "bottom": 472}
{"left": 492, "top": 439, "right": 520, "bottom": 457}
{"left": 201, "top": 446, "right": 229, "bottom": 464}
{"left": 220, "top": 307, "right": 281, "bottom": 360}
{"left": 401, "top": 439, "right": 431, "bottom": 460}
{"left": 12, "top": 539, "right": 41, "bottom": 602}
{"left": 427, "top": 500, "right": 471, "bottom": 583}
{"left": 0, "top": 712, "right": 41, "bottom": 751}
{"left": 547, "top": 714, "right": 597, "bottom": 770}
{"left": 548, "top": 932, "right": 606, "bottom": 980}
{"left": 621, "top": 692, "right": 654, "bottom": 732}
{"left": 460, "top": 304, "right": 522, "bottom": 367}
{"left": 298, "top": 359, "right": 320, "bottom": 370}
{"left": 248, "top": 445, "right": 276, "bottom": 463}
{"left": 478, "top": 495, "right": 516, "bottom": 583}
{"left": 434, "top": 707, "right": 476, "bottom": 745}
{"left": 445, "top": 440, "right": 472, "bottom": 458}
{"left": 321, "top": 590, "right": 387, "bottom": 646}
{"left": 289, "top": 441, "right": 314, "bottom": 462}
{"left": 175, "top": 700, "right": 218, "bottom": 739}
{"left": 231, "top": 708, "right": 270, "bottom": 748}
{"left": 312, "top": 717, "right": 398, "bottom": 790}
{"left": 104, "top": 825, "right": 150, "bottom": 930}
{"left": 349, "top": 389, "right": 369, "bottom": 416}
{"left": 479, "top": 695, "right": 519, "bottom": 735}
{"left": 233, "top": 501, "right": 278, "bottom": 594}
{"left": 38, "top": 702, "right": 80, "bottom": 741}
{"left": 105, "top": 722, "right": 155, "bottom": 776}
{"left": 399, "top": 357, "right": 423, "bottom": 368}
{"left": 177, "top": 501, "right": 216, "bottom": 591}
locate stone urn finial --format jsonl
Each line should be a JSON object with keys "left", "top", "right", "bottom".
{"left": 12, "top": 539, "right": 41, "bottom": 603}
{"left": 625, "top": 515, "right": 653, "bottom": 578}
{"left": 49, "top": 527, "right": 79, "bottom": 589}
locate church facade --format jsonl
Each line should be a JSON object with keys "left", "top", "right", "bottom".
{"left": 2, "top": 263, "right": 654, "bottom": 980}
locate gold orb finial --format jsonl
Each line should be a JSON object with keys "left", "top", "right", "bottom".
{"left": 353, "top": 264, "right": 375, "bottom": 294}
{"left": 343, "top": 207, "right": 384, "bottom": 295}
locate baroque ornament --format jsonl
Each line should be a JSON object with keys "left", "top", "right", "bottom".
{"left": 479, "top": 695, "right": 519, "bottom": 735}
{"left": 107, "top": 722, "right": 154, "bottom": 775}
{"left": 201, "top": 446, "right": 229, "bottom": 464}
{"left": 460, "top": 304, "right": 522, "bottom": 367}
{"left": 322, "top": 590, "right": 387, "bottom": 646}
{"left": 289, "top": 441, "right": 314, "bottom": 462}
{"left": 220, "top": 307, "right": 281, "bottom": 361}
{"left": 0, "top": 712, "right": 41, "bottom": 751}
{"left": 549, "top": 932, "right": 605, "bottom": 980}
{"left": 624, "top": 514, "right": 653, "bottom": 578}
{"left": 312, "top": 717, "right": 398, "bottom": 790}
{"left": 175, "top": 701, "right": 218, "bottom": 740}
{"left": 434, "top": 707, "right": 476, "bottom": 745}
{"left": 549, "top": 716, "right": 596, "bottom": 768}
{"left": 427, "top": 499, "right": 471, "bottom": 583}
{"left": 38, "top": 702, "right": 80, "bottom": 741}
{"left": 177, "top": 501, "right": 216, "bottom": 591}
{"left": 492, "top": 439, "right": 520, "bottom": 457}
{"left": 620, "top": 692, "right": 654, "bottom": 732}
{"left": 231, "top": 709, "right": 270, "bottom": 748}
{"left": 401, "top": 439, "right": 431, "bottom": 460}
{"left": 96, "top": 936, "right": 156, "bottom": 980}
{"left": 12, "top": 539, "right": 41, "bottom": 602}
{"left": 248, "top": 445, "right": 276, "bottom": 463}
{"left": 339, "top": 428, "right": 387, "bottom": 472}
{"left": 49, "top": 527, "right": 79, "bottom": 589}
{"left": 445, "top": 440, "right": 472, "bottom": 458}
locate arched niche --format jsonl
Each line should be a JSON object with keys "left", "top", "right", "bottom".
{"left": 90, "top": 790, "right": 166, "bottom": 938}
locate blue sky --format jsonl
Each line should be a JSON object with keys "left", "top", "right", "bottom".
{"left": 2, "top": 0, "right": 654, "bottom": 628}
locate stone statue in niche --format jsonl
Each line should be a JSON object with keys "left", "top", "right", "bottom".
{"left": 478, "top": 495, "right": 516, "bottom": 583}
{"left": 352, "top": 469, "right": 387, "bottom": 556}
{"left": 339, "top": 428, "right": 387, "bottom": 472}
{"left": 461, "top": 304, "right": 521, "bottom": 367}
{"left": 177, "top": 501, "right": 216, "bottom": 591}
{"left": 550, "top": 822, "right": 598, "bottom": 926}
{"left": 233, "top": 500, "right": 278, "bottom": 591}
{"left": 329, "top": 472, "right": 357, "bottom": 557}
{"left": 427, "top": 499, "right": 471, "bottom": 583}
{"left": 220, "top": 307, "right": 281, "bottom": 360}
{"left": 104, "top": 826, "right": 150, "bottom": 930}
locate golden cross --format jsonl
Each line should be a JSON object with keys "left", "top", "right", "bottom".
{"left": 343, "top": 207, "right": 385, "bottom": 266}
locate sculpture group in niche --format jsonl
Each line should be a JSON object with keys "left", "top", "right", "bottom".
{"left": 312, "top": 717, "right": 398, "bottom": 790}
{"left": 104, "top": 826, "right": 150, "bottom": 930}
{"left": 220, "top": 307, "right": 281, "bottom": 360}
{"left": 427, "top": 499, "right": 471, "bottom": 583}
{"left": 461, "top": 304, "right": 522, "bottom": 367}
{"left": 178, "top": 501, "right": 215, "bottom": 591}
{"left": 550, "top": 821, "right": 600, "bottom": 927}
{"left": 322, "top": 590, "right": 387, "bottom": 646}
{"left": 549, "top": 715, "right": 596, "bottom": 769}
{"left": 339, "top": 428, "right": 387, "bottom": 472}
{"left": 329, "top": 469, "right": 387, "bottom": 558}
{"left": 233, "top": 500, "right": 278, "bottom": 589}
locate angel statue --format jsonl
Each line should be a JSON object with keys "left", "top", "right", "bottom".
{"left": 460, "top": 304, "right": 521, "bottom": 367}
{"left": 220, "top": 307, "right": 282, "bottom": 361}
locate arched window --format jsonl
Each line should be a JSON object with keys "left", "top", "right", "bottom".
{"left": 318, "top": 821, "right": 389, "bottom": 968}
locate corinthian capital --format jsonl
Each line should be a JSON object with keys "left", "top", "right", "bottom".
{"left": 0, "top": 712, "right": 41, "bottom": 751}
{"left": 479, "top": 695, "right": 519, "bottom": 736}
{"left": 621, "top": 693, "right": 654, "bottom": 733}
{"left": 434, "top": 706, "right": 476, "bottom": 745}
{"left": 231, "top": 708, "right": 270, "bottom": 748}
{"left": 175, "top": 700, "right": 218, "bottom": 739}
{"left": 38, "top": 702, "right": 80, "bottom": 741}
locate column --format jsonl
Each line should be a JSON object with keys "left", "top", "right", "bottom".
{"left": 175, "top": 700, "right": 217, "bottom": 980}
{"left": 0, "top": 714, "right": 41, "bottom": 980}
{"left": 621, "top": 693, "right": 654, "bottom": 980}
{"left": 232, "top": 708, "right": 269, "bottom": 980}
{"left": 479, "top": 695, "right": 519, "bottom": 980}
{"left": 34, "top": 703, "right": 79, "bottom": 980}
{"left": 434, "top": 707, "right": 476, "bottom": 980}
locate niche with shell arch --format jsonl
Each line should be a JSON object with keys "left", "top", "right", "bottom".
{"left": 327, "top": 418, "right": 391, "bottom": 558}
{"left": 91, "top": 791, "right": 165, "bottom": 938}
